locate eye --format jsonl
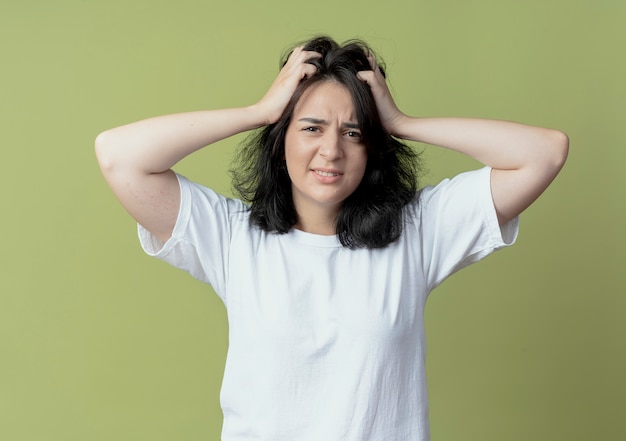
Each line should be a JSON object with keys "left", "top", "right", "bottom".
{"left": 303, "top": 126, "right": 320, "bottom": 132}
{"left": 345, "top": 130, "right": 363, "bottom": 140}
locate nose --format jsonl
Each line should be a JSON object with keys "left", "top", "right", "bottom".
{"left": 319, "top": 132, "right": 343, "bottom": 160}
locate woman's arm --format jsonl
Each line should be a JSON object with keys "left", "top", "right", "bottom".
{"left": 392, "top": 117, "right": 569, "bottom": 225}
{"left": 95, "top": 47, "right": 320, "bottom": 242}
{"left": 95, "top": 108, "right": 266, "bottom": 242}
{"left": 358, "top": 56, "right": 569, "bottom": 225}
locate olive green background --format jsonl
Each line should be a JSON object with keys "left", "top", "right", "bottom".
{"left": 1, "top": 0, "right": 624, "bottom": 440}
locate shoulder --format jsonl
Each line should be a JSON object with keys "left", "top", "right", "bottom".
{"left": 403, "top": 166, "right": 513, "bottom": 241}
{"left": 417, "top": 166, "right": 492, "bottom": 206}
{"left": 401, "top": 167, "right": 493, "bottom": 225}
{"left": 176, "top": 173, "right": 249, "bottom": 220}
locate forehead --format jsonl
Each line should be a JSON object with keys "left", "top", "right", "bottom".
{"left": 293, "top": 81, "right": 356, "bottom": 117}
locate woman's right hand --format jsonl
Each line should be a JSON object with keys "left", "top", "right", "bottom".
{"left": 357, "top": 53, "right": 407, "bottom": 137}
{"left": 96, "top": 47, "right": 321, "bottom": 243}
{"left": 253, "top": 46, "right": 321, "bottom": 125}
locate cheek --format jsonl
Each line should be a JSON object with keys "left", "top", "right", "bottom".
{"left": 352, "top": 151, "right": 368, "bottom": 179}
{"left": 284, "top": 145, "right": 302, "bottom": 172}
{"left": 283, "top": 134, "right": 298, "bottom": 167}
{"left": 284, "top": 135, "right": 316, "bottom": 169}
{"left": 283, "top": 145, "right": 308, "bottom": 182}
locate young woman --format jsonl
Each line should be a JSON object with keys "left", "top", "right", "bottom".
{"left": 96, "top": 36, "right": 568, "bottom": 441}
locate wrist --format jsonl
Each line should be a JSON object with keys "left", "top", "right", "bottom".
{"left": 386, "top": 113, "right": 411, "bottom": 138}
{"left": 243, "top": 104, "right": 273, "bottom": 129}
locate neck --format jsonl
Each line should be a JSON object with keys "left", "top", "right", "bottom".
{"left": 293, "top": 212, "right": 338, "bottom": 236}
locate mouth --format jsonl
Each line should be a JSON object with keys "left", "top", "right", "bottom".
{"left": 312, "top": 169, "right": 342, "bottom": 177}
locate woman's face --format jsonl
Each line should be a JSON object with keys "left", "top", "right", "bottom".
{"left": 284, "top": 81, "right": 368, "bottom": 226}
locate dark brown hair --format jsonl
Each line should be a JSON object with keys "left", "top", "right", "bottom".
{"left": 231, "top": 36, "right": 421, "bottom": 248}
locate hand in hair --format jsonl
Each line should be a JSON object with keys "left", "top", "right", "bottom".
{"left": 356, "top": 53, "right": 406, "bottom": 136}
{"left": 359, "top": 52, "right": 568, "bottom": 227}
{"left": 253, "top": 46, "right": 321, "bottom": 126}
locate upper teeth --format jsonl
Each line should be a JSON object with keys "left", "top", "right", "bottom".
{"left": 316, "top": 170, "right": 339, "bottom": 177}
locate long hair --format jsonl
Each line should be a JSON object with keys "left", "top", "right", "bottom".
{"left": 231, "top": 36, "right": 421, "bottom": 249}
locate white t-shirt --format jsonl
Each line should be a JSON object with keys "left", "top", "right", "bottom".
{"left": 139, "top": 166, "right": 518, "bottom": 441}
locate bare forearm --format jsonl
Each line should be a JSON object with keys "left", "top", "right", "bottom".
{"left": 359, "top": 56, "right": 568, "bottom": 224}
{"left": 94, "top": 47, "right": 322, "bottom": 242}
{"left": 392, "top": 116, "right": 568, "bottom": 171}
{"left": 95, "top": 46, "right": 321, "bottom": 178}
{"left": 95, "top": 105, "right": 265, "bottom": 175}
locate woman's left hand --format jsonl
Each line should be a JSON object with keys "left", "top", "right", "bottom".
{"left": 357, "top": 53, "right": 406, "bottom": 136}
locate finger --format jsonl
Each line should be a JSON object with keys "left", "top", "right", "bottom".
{"left": 363, "top": 52, "right": 386, "bottom": 79}
{"left": 302, "top": 49, "right": 322, "bottom": 59}
{"left": 301, "top": 50, "right": 322, "bottom": 66}
{"left": 301, "top": 63, "right": 317, "bottom": 79}
{"left": 289, "top": 47, "right": 321, "bottom": 61}
{"left": 294, "top": 50, "right": 321, "bottom": 79}
{"left": 365, "top": 52, "right": 377, "bottom": 71}
{"left": 285, "top": 48, "right": 321, "bottom": 75}
{"left": 357, "top": 70, "right": 376, "bottom": 86}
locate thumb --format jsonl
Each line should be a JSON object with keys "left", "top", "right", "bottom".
{"left": 357, "top": 70, "right": 375, "bottom": 86}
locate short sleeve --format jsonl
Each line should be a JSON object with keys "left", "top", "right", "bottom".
{"left": 137, "top": 173, "right": 247, "bottom": 300}
{"left": 414, "top": 167, "right": 519, "bottom": 292}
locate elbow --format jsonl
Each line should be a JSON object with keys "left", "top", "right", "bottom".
{"left": 545, "top": 129, "right": 569, "bottom": 173}
{"left": 94, "top": 130, "right": 118, "bottom": 174}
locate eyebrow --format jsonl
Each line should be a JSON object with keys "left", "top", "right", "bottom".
{"left": 297, "top": 117, "right": 360, "bottom": 129}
